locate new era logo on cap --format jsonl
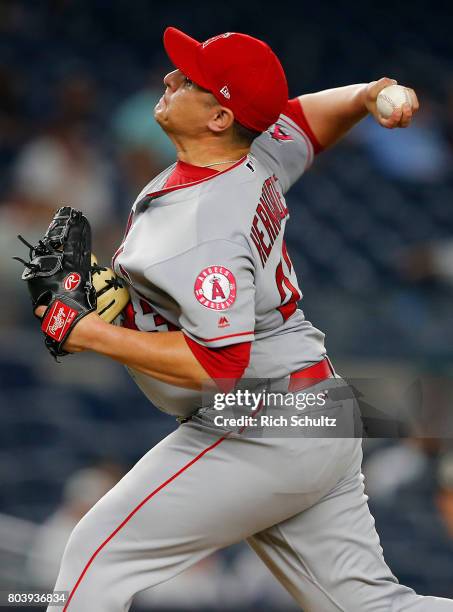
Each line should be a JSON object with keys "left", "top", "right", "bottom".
{"left": 220, "top": 85, "right": 230, "bottom": 99}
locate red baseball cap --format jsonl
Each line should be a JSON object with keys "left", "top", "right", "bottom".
{"left": 163, "top": 27, "right": 288, "bottom": 133}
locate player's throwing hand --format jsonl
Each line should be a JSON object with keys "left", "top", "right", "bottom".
{"left": 365, "top": 76, "right": 419, "bottom": 128}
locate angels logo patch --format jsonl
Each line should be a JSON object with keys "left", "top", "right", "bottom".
{"left": 194, "top": 266, "right": 237, "bottom": 310}
{"left": 268, "top": 123, "right": 294, "bottom": 142}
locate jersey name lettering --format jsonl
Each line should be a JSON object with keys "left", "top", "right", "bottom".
{"left": 250, "top": 175, "right": 289, "bottom": 267}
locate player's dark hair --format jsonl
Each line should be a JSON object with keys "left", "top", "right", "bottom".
{"left": 194, "top": 80, "right": 261, "bottom": 145}
{"left": 231, "top": 120, "right": 262, "bottom": 146}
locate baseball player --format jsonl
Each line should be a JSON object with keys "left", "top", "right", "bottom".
{"left": 36, "top": 27, "right": 453, "bottom": 611}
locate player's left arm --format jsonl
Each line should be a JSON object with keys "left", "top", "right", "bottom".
{"left": 298, "top": 77, "right": 419, "bottom": 150}
{"left": 65, "top": 317, "right": 217, "bottom": 390}
{"left": 34, "top": 234, "right": 255, "bottom": 391}
{"left": 32, "top": 304, "right": 215, "bottom": 390}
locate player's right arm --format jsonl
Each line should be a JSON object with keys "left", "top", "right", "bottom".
{"left": 251, "top": 77, "right": 419, "bottom": 194}
{"left": 298, "top": 77, "right": 419, "bottom": 150}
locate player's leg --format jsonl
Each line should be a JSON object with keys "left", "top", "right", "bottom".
{"left": 50, "top": 419, "right": 352, "bottom": 612}
{"left": 51, "top": 423, "right": 226, "bottom": 612}
{"left": 247, "top": 437, "right": 453, "bottom": 612}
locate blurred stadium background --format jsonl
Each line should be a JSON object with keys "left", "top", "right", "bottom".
{"left": 0, "top": 1, "right": 452, "bottom": 610}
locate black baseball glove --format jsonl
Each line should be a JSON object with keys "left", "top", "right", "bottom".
{"left": 14, "top": 206, "right": 96, "bottom": 359}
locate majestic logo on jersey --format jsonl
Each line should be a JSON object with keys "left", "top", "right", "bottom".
{"left": 202, "top": 33, "right": 233, "bottom": 48}
{"left": 218, "top": 315, "right": 230, "bottom": 328}
{"left": 269, "top": 123, "right": 294, "bottom": 142}
{"left": 194, "top": 266, "right": 237, "bottom": 310}
{"left": 63, "top": 273, "right": 81, "bottom": 291}
{"left": 250, "top": 175, "right": 289, "bottom": 267}
{"left": 220, "top": 85, "right": 231, "bottom": 99}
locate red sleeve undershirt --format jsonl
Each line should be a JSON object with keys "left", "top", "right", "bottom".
{"left": 283, "top": 98, "right": 323, "bottom": 154}
{"left": 124, "top": 300, "right": 250, "bottom": 390}
{"left": 184, "top": 335, "right": 252, "bottom": 393}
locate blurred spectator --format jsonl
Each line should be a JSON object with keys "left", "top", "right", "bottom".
{"left": 54, "top": 74, "right": 98, "bottom": 127}
{"left": 0, "top": 64, "right": 26, "bottom": 179}
{"left": 437, "top": 452, "right": 453, "bottom": 539}
{"left": 0, "top": 196, "right": 56, "bottom": 326}
{"left": 7, "top": 74, "right": 118, "bottom": 243}
{"left": 25, "top": 463, "right": 123, "bottom": 590}
{"left": 370, "top": 449, "right": 453, "bottom": 598}
{"left": 364, "top": 438, "right": 441, "bottom": 501}
{"left": 0, "top": 74, "right": 122, "bottom": 323}
{"left": 399, "top": 239, "right": 453, "bottom": 285}
{"left": 111, "top": 71, "right": 176, "bottom": 197}
{"left": 12, "top": 117, "right": 114, "bottom": 232}
{"left": 363, "top": 376, "right": 453, "bottom": 502}
{"left": 444, "top": 80, "right": 453, "bottom": 153}
{"left": 354, "top": 96, "right": 452, "bottom": 183}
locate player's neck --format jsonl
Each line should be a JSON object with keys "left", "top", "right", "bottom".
{"left": 174, "top": 138, "right": 250, "bottom": 170}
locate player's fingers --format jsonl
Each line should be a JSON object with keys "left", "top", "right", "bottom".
{"left": 406, "top": 88, "right": 419, "bottom": 113}
{"left": 398, "top": 103, "right": 413, "bottom": 128}
{"left": 367, "top": 77, "right": 397, "bottom": 105}
{"left": 379, "top": 107, "right": 403, "bottom": 129}
{"left": 34, "top": 305, "right": 46, "bottom": 318}
{"left": 371, "top": 77, "right": 397, "bottom": 97}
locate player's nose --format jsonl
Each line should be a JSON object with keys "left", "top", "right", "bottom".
{"left": 163, "top": 69, "right": 182, "bottom": 92}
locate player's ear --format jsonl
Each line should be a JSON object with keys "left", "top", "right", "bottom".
{"left": 208, "top": 106, "right": 235, "bottom": 134}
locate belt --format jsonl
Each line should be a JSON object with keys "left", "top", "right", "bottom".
{"left": 289, "top": 357, "right": 335, "bottom": 392}
{"left": 178, "top": 357, "right": 336, "bottom": 425}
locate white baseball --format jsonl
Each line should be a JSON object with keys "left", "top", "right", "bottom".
{"left": 376, "top": 84, "right": 412, "bottom": 119}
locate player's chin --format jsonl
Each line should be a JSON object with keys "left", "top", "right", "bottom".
{"left": 154, "top": 111, "right": 175, "bottom": 135}
{"left": 154, "top": 105, "right": 168, "bottom": 126}
{"left": 155, "top": 94, "right": 166, "bottom": 110}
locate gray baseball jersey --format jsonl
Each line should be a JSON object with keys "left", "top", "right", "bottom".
{"left": 113, "top": 110, "right": 326, "bottom": 416}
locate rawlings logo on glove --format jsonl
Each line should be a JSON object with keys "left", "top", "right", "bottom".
{"left": 42, "top": 301, "right": 78, "bottom": 340}
{"left": 63, "top": 273, "right": 82, "bottom": 291}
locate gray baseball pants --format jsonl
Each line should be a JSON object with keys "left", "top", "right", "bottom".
{"left": 49, "top": 379, "right": 453, "bottom": 611}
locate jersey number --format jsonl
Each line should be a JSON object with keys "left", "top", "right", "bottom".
{"left": 123, "top": 296, "right": 178, "bottom": 332}
{"left": 275, "top": 241, "right": 301, "bottom": 321}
